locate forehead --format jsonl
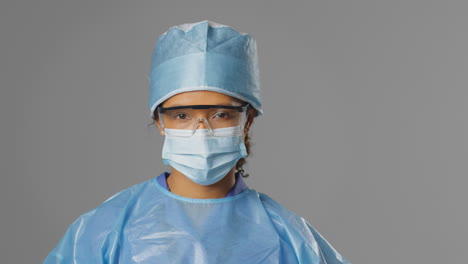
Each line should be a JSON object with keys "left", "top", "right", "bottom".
{"left": 161, "top": 91, "right": 244, "bottom": 107}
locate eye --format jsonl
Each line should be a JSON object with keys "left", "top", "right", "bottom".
{"left": 167, "top": 111, "right": 191, "bottom": 120}
{"left": 214, "top": 111, "right": 232, "bottom": 119}
{"left": 175, "top": 113, "right": 188, "bottom": 120}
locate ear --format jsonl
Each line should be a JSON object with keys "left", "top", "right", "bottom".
{"left": 243, "top": 108, "right": 256, "bottom": 134}
{"left": 154, "top": 115, "right": 166, "bottom": 136}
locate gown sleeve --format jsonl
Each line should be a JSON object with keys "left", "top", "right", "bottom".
{"left": 304, "top": 221, "right": 351, "bottom": 264}
{"left": 43, "top": 217, "right": 81, "bottom": 263}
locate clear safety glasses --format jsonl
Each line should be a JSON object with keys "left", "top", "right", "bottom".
{"left": 157, "top": 103, "right": 250, "bottom": 137}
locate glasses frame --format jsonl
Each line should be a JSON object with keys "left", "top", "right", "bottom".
{"left": 156, "top": 103, "right": 250, "bottom": 136}
{"left": 157, "top": 103, "right": 249, "bottom": 114}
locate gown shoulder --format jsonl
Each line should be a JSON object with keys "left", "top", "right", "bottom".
{"left": 43, "top": 178, "right": 155, "bottom": 263}
{"left": 255, "top": 191, "right": 351, "bottom": 264}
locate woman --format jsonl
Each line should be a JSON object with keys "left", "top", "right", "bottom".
{"left": 44, "top": 20, "right": 350, "bottom": 263}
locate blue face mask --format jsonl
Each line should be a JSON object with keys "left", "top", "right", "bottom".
{"left": 161, "top": 126, "right": 248, "bottom": 185}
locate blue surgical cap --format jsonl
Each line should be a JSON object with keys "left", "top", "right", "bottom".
{"left": 148, "top": 20, "right": 263, "bottom": 119}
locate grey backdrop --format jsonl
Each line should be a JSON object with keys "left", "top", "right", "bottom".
{"left": 1, "top": 0, "right": 467, "bottom": 263}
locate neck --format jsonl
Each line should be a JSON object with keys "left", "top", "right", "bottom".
{"left": 166, "top": 168, "right": 236, "bottom": 199}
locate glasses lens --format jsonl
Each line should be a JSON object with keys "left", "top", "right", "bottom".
{"left": 159, "top": 105, "right": 248, "bottom": 136}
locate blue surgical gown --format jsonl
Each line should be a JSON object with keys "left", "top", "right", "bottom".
{"left": 44, "top": 172, "right": 350, "bottom": 263}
